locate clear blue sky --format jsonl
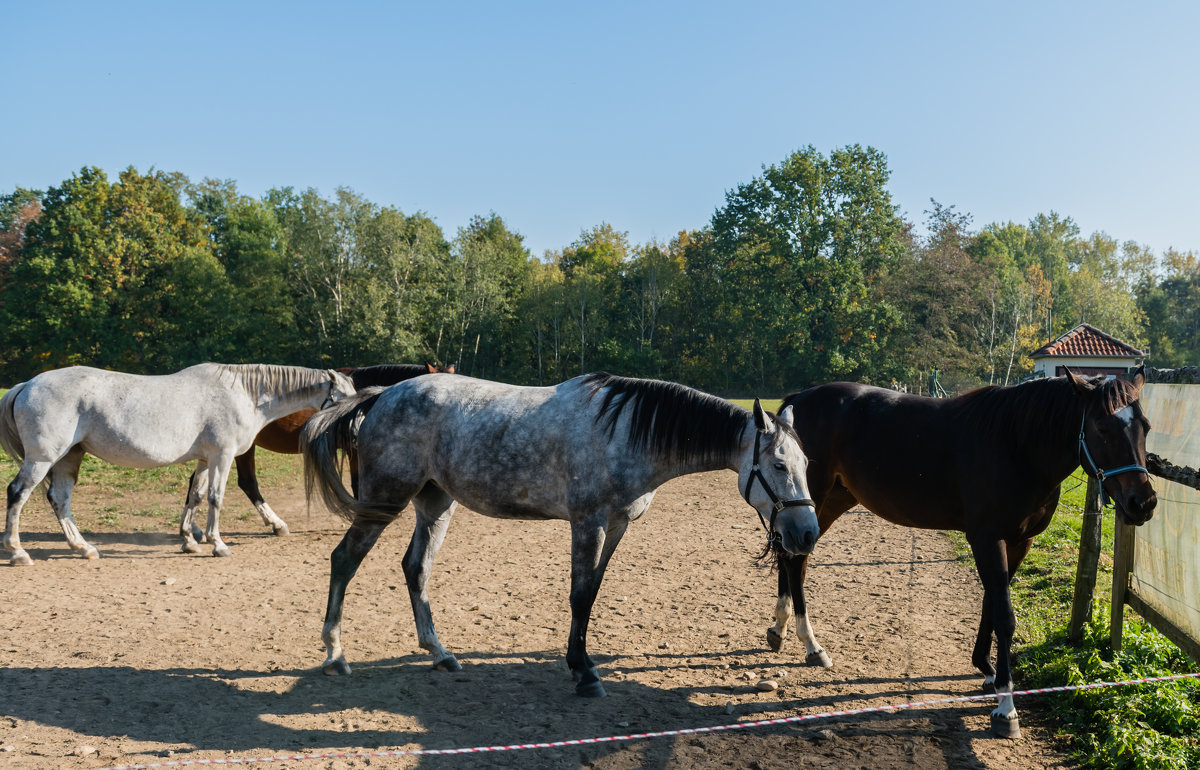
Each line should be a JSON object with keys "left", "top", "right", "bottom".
{"left": 4, "top": 1, "right": 1198, "bottom": 258}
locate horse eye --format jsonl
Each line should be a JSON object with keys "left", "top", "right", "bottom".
{"left": 773, "top": 462, "right": 786, "bottom": 470}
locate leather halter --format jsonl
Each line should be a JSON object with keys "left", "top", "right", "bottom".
{"left": 320, "top": 372, "right": 341, "bottom": 410}
{"left": 1077, "top": 410, "right": 1147, "bottom": 507}
{"left": 743, "top": 429, "right": 816, "bottom": 545}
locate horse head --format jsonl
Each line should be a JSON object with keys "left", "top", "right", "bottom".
{"left": 1068, "top": 366, "right": 1157, "bottom": 525}
{"left": 739, "top": 400, "right": 821, "bottom": 555}
{"left": 326, "top": 369, "right": 358, "bottom": 407}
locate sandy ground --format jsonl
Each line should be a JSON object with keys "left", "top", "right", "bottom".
{"left": 0, "top": 465, "right": 1074, "bottom": 769}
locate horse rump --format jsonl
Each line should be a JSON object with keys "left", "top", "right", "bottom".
{"left": 300, "top": 387, "right": 396, "bottom": 523}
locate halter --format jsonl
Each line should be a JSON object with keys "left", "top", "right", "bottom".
{"left": 320, "top": 372, "right": 341, "bottom": 410}
{"left": 743, "top": 429, "right": 816, "bottom": 547}
{"left": 1077, "top": 410, "right": 1147, "bottom": 507}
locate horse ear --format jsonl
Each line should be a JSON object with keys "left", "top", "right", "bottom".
{"left": 778, "top": 404, "right": 795, "bottom": 429}
{"left": 1130, "top": 364, "right": 1146, "bottom": 391}
{"left": 425, "top": 362, "right": 436, "bottom": 373}
{"left": 1063, "top": 366, "right": 1091, "bottom": 393}
{"left": 752, "top": 398, "right": 772, "bottom": 432}
{"left": 446, "top": 364, "right": 456, "bottom": 374}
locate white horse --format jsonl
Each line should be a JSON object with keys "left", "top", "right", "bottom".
{"left": 1, "top": 363, "right": 356, "bottom": 564}
{"left": 301, "top": 372, "right": 821, "bottom": 697}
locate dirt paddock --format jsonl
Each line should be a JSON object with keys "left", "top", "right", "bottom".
{"left": 0, "top": 467, "right": 1072, "bottom": 769}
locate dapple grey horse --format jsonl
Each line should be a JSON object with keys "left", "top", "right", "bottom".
{"left": 1, "top": 363, "right": 355, "bottom": 564}
{"left": 301, "top": 372, "right": 821, "bottom": 697}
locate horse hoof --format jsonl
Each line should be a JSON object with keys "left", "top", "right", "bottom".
{"left": 322, "top": 657, "right": 352, "bottom": 676}
{"left": 766, "top": 626, "right": 785, "bottom": 653}
{"left": 212, "top": 546, "right": 232, "bottom": 558}
{"left": 182, "top": 542, "right": 202, "bottom": 554}
{"left": 83, "top": 547, "right": 100, "bottom": 560}
{"left": 982, "top": 676, "right": 996, "bottom": 693}
{"left": 990, "top": 712, "right": 1021, "bottom": 739}
{"left": 434, "top": 655, "right": 462, "bottom": 672}
{"left": 575, "top": 679, "right": 607, "bottom": 698}
{"left": 10, "top": 553, "right": 34, "bottom": 567}
{"left": 273, "top": 524, "right": 290, "bottom": 536}
{"left": 806, "top": 649, "right": 833, "bottom": 668}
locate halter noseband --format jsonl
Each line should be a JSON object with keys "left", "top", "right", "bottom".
{"left": 743, "top": 429, "right": 815, "bottom": 546}
{"left": 1077, "top": 410, "right": 1147, "bottom": 507}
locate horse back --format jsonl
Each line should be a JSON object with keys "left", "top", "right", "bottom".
{"left": 786, "top": 382, "right": 969, "bottom": 530}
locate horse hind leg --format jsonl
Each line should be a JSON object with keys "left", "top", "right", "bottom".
{"left": 402, "top": 484, "right": 459, "bottom": 672}
{"left": 235, "top": 448, "right": 289, "bottom": 536}
{"left": 5, "top": 459, "right": 54, "bottom": 566}
{"left": 45, "top": 447, "right": 98, "bottom": 560}
{"left": 322, "top": 516, "right": 393, "bottom": 676}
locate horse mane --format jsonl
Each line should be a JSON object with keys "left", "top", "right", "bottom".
{"left": 946, "top": 374, "right": 1143, "bottom": 441}
{"left": 215, "top": 364, "right": 330, "bottom": 402}
{"left": 348, "top": 364, "right": 432, "bottom": 389}
{"left": 581, "top": 372, "right": 748, "bottom": 464}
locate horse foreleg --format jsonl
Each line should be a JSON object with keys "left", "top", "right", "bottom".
{"left": 203, "top": 459, "right": 234, "bottom": 557}
{"left": 974, "top": 537, "right": 1034, "bottom": 688}
{"left": 968, "top": 533, "right": 1020, "bottom": 739}
{"left": 5, "top": 459, "right": 53, "bottom": 566}
{"left": 403, "top": 485, "right": 458, "bottom": 671}
{"left": 768, "top": 553, "right": 831, "bottom": 666}
{"left": 46, "top": 448, "right": 98, "bottom": 560}
{"left": 322, "top": 519, "right": 388, "bottom": 675}
{"left": 235, "top": 448, "right": 289, "bottom": 536}
{"left": 567, "top": 513, "right": 630, "bottom": 698}
{"left": 180, "top": 463, "right": 208, "bottom": 553}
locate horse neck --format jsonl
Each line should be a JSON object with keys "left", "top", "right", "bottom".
{"left": 967, "top": 380, "right": 1085, "bottom": 487}
{"left": 643, "top": 421, "right": 748, "bottom": 488}
{"left": 235, "top": 367, "right": 331, "bottom": 422}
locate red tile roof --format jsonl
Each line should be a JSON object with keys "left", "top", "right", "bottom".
{"left": 1030, "top": 323, "right": 1145, "bottom": 358}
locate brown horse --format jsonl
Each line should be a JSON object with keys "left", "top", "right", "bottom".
{"left": 765, "top": 367, "right": 1156, "bottom": 738}
{"left": 185, "top": 363, "right": 453, "bottom": 537}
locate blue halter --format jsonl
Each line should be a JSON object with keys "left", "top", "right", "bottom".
{"left": 1077, "top": 411, "right": 1148, "bottom": 507}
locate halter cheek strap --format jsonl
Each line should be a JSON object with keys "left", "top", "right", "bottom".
{"left": 320, "top": 372, "right": 340, "bottom": 410}
{"left": 1078, "top": 412, "right": 1148, "bottom": 507}
{"left": 743, "top": 430, "right": 816, "bottom": 543}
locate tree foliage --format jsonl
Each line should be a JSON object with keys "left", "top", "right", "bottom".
{"left": 0, "top": 157, "right": 1186, "bottom": 391}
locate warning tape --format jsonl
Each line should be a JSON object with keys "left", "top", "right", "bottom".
{"left": 98, "top": 671, "right": 1200, "bottom": 769}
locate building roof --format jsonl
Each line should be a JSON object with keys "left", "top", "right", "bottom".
{"left": 1030, "top": 323, "right": 1146, "bottom": 359}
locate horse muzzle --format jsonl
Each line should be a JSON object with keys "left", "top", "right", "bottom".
{"left": 775, "top": 510, "right": 820, "bottom": 556}
{"left": 1115, "top": 484, "right": 1157, "bottom": 526}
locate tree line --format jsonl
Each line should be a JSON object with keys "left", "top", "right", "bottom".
{"left": 1, "top": 146, "right": 1196, "bottom": 395}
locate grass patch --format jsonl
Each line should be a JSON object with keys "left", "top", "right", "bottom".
{"left": 0, "top": 445, "right": 301, "bottom": 534}
{"left": 729, "top": 397, "right": 783, "bottom": 413}
{"left": 949, "top": 470, "right": 1200, "bottom": 769}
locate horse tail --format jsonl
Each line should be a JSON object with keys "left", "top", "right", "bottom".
{"left": 301, "top": 387, "right": 396, "bottom": 523}
{"left": 0, "top": 382, "right": 29, "bottom": 463}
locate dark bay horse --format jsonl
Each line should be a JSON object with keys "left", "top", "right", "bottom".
{"left": 301, "top": 372, "right": 821, "bottom": 697}
{"left": 1, "top": 364, "right": 356, "bottom": 563}
{"left": 765, "top": 368, "right": 1156, "bottom": 738}
{"left": 187, "top": 363, "right": 452, "bottom": 538}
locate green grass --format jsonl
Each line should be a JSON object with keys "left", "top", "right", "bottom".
{"left": 0, "top": 439, "right": 301, "bottom": 534}
{"left": 729, "top": 397, "right": 782, "bottom": 413}
{"left": 949, "top": 472, "right": 1200, "bottom": 769}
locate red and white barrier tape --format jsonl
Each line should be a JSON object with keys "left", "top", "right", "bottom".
{"left": 98, "top": 671, "right": 1200, "bottom": 769}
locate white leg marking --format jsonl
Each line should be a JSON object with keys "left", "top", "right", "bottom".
{"left": 992, "top": 686, "right": 1016, "bottom": 718}
{"left": 256, "top": 502, "right": 289, "bottom": 535}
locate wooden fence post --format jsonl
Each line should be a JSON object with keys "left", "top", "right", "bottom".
{"left": 1110, "top": 517, "right": 1135, "bottom": 652}
{"left": 1068, "top": 476, "right": 1102, "bottom": 644}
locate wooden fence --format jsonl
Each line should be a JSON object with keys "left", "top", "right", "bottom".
{"left": 1070, "top": 366, "right": 1200, "bottom": 663}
